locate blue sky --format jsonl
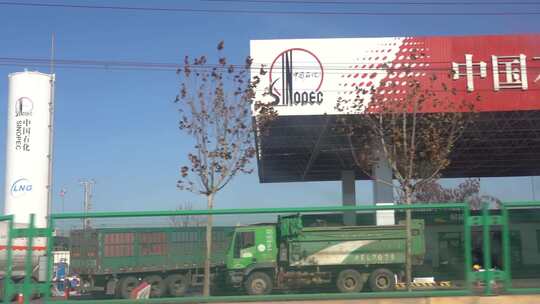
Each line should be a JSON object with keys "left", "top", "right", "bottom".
{"left": 0, "top": 0, "right": 539, "bottom": 216}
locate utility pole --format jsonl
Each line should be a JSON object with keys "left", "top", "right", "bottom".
{"left": 59, "top": 186, "right": 67, "bottom": 213}
{"left": 47, "top": 32, "right": 56, "bottom": 225}
{"left": 79, "top": 179, "right": 95, "bottom": 230}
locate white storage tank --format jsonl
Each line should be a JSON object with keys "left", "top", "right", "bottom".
{"left": 3, "top": 71, "right": 54, "bottom": 229}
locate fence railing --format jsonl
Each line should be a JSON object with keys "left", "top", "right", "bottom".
{"left": 2, "top": 201, "right": 540, "bottom": 303}
{"left": 501, "top": 201, "right": 540, "bottom": 295}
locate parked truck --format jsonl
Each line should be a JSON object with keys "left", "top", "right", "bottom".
{"left": 70, "top": 226, "right": 235, "bottom": 299}
{"left": 227, "top": 215, "right": 425, "bottom": 295}
{"left": 71, "top": 215, "right": 425, "bottom": 298}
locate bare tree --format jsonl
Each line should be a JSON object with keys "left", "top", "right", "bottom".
{"left": 169, "top": 202, "right": 205, "bottom": 227}
{"left": 415, "top": 178, "right": 501, "bottom": 210}
{"left": 175, "top": 41, "right": 276, "bottom": 296}
{"left": 336, "top": 65, "right": 477, "bottom": 289}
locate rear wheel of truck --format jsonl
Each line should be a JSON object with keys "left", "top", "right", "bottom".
{"left": 336, "top": 269, "right": 363, "bottom": 293}
{"left": 165, "top": 274, "right": 189, "bottom": 297}
{"left": 143, "top": 275, "right": 165, "bottom": 298}
{"left": 245, "top": 272, "right": 273, "bottom": 295}
{"left": 116, "top": 276, "right": 139, "bottom": 299}
{"left": 369, "top": 268, "right": 396, "bottom": 292}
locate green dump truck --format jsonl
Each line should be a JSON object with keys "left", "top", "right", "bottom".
{"left": 226, "top": 215, "right": 425, "bottom": 295}
{"left": 71, "top": 215, "right": 425, "bottom": 298}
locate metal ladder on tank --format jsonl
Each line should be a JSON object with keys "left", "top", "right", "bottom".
{"left": 3, "top": 214, "right": 54, "bottom": 304}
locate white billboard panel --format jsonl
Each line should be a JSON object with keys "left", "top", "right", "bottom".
{"left": 250, "top": 38, "right": 404, "bottom": 116}
{"left": 4, "top": 71, "right": 54, "bottom": 228}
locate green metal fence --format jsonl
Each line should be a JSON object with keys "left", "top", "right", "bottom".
{"left": 0, "top": 215, "right": 14, "bottom": 303}
{"left": 1, "top": 214, "right": 52, "bottom": 303}
{"left": 502, "top": 201, "right": 540, "bottom": 295}
{"left": 2, "top": 201, "right": 540, "bottom": 303}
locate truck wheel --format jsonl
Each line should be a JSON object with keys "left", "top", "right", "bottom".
{"left": 337, "top": 269, "right": 363, "bottom": 293}
{"left": 369, "top": 268, "right": 396, "bottom": 292}
{"left": 143, "top": 275, "right": 165, "bottom": 298}
{"left": 116, "top": 276, "right": 139, "bottom": 299}
{"left": 165, "top": 274, "right": 189, "bottom": 297}
{"left": 245, "top": 272, "right": 273, "bottom": 295}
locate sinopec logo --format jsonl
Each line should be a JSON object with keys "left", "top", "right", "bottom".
{"left": 15, "top": 97, "right": 34, "bottom": 117}
{"left": 268, "top": 48, "right": 324, "bottom": 107}
{"left": 10, "top": 178, "right": 33, "bottom": 197}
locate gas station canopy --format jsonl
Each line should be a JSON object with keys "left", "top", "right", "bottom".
{"left": 251, "top": 34, "right": 540, "bottom": 183}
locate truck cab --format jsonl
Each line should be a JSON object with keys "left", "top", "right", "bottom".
{"left": 225, "top": 225, "right": 277, "bottom": 293}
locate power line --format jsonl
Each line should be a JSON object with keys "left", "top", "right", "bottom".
{"left": 202, "top": 0, "right": 540, "bottom": 5}
{"left": 0, "top": 62, "right": 180, "bottom": 72}
{"left": 0, "top": 56, "right": 471, "bottom": 66}
{"left": 2, "top": 62, "right": 539, "bottom": 74}
{"left": 0, "top": 1, "right": 539, "bottom": 15}
{"left": 3, "top": 62, "right": 540, "bottom": 93}
{"left": 1, "top": 56, "right": 539, "bottom": 76}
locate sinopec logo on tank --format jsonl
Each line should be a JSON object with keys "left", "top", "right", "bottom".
{"left": 15, "top": 96, "right": 34, "bottom": 117}
{"left": 268, "top": 48, "right": 324, "bottom": 107}
{"left": 10, "top": 178, "right": 33, "bottom": 197}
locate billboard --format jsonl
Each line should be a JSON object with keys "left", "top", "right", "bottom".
{"left": 4, "top": 71, "right": 54, "bottom": 228}
{"left": 251, "top": 34, "right": 540, "bottom": 116}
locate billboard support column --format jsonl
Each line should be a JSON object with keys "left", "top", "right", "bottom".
{"left": 341, "top": 170, "right": 356, "bottom": 225}
{"left": 373, "top": 149, "right": 395, "bottom": 225}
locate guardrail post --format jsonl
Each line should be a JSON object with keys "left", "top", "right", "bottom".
{"left": 464, "top": 202, "right": 472, "bottom": 291}
{"left": 44, "top": 217, "right": 55, "bottom": 302}
{"left": 481, "top": 202, "right": 493, "bottom": 295}
{"left": 501, "top": 205, "right": 511, "bottom": 291}
{"left": 23, "top": 214, "right": 35, "bottom": 304}
{"left": 3, "top": 216, "right": 15, "bottom": 303}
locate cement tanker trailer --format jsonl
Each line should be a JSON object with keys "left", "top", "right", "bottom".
{"left": 226, "top": 214, "right": 425, "bottom": 295}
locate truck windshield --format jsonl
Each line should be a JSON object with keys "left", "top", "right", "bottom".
{"left": 234, "top": 231, "right": 255, "bottom": 258}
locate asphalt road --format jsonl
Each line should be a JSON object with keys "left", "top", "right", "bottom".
{"left": 16, "top": 279, "right": 540, "bottom": 303}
